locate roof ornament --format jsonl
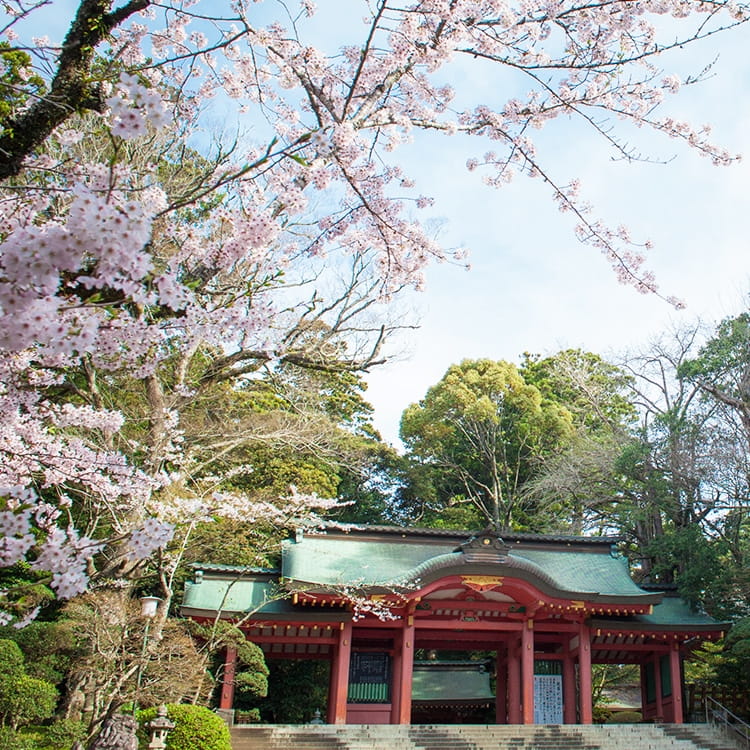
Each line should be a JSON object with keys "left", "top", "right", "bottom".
{"left": 457, "top": 530, "right": 511, "bottom": 563}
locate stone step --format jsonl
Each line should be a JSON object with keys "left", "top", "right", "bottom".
{"left": 230, "top": 723, "right": 741, "bottom": 750}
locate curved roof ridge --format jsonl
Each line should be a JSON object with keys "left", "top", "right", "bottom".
{"left": 402, "top": 550, "right": 591, "bottom": 596}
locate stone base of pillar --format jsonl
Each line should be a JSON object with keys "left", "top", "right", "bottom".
{"left": 215, "top": 709, "right": 235, "bottom": 727}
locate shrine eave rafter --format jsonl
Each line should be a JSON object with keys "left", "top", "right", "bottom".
{"left": 286, "top": 569, "right": 659, "bottom": 621}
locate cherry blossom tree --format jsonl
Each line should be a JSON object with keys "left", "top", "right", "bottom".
{"left": 1, "top": 0, "right": 748, "bottom": 622}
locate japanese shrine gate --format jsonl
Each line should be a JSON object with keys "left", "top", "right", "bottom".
{"left": 180, "top": 526, "right": 726, "bottom": 725}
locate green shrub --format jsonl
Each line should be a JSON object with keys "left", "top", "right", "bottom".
{"left": 0, "top": 727, "right": 35, "bottom": 750}
{"left": 138, "top": 705, "right": 231, "bottom": 750}
{"left": 234, "top": 671, "right": 268, "bottom": 697}
{"left": 0, "top": 676, "right": 57, "bottom": 729}
{"left": 40, "top": 718, "right": 87, "bottom": 748}
{"left": 0, "top": 639, "right": 58, "bottom": 731}
{"left": 0, "top": 641, "right": 24, "bottom": 685}
{"left": 234, "top": 709, "right": 260, "bottom": 724}
{"left": 9, "top": 621, "right": 77, "bottom": 686}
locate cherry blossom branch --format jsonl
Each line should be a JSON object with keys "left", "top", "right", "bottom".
{"left": 0, "top": 0, "right": 150, "bottom": 178}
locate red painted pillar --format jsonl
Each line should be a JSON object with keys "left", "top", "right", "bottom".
{"left": 521, "top": 619, "right": 535, "bottom": 725}
{"left": 392, "top": 620, "right": 415, "bottom": 724}
{"left": 639, "top": 661, "right": 650, "bottom": 719}
{"left": 495, "top": 646, "right": 508, "bottom": 724}
{"left": 669, "top": 644, "right": 683, "bottom": 723}
{"left": 654, "top": 653, "right": 664, "bottom": 722}
{"left": 578, "top": 623, "right": 593, "bottom": 725}
{"left": 563, "top": 650, "right": 576, "bottom": 725}
{"left": 328, "top": 621, "right": 352, "bottom": 724}
{"left": 507, "top": 634, "right": 521, "bottom": 724}
{"left": 219, "top": 646, "right": 237, "bottom": 710}
{"left": 390, "top": 643, "right": 403, "bottom": 723}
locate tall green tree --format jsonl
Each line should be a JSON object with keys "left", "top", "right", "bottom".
{"left": 590, "top": 326, "right": 749, "bottom": 618}
{"left": 676, "top": 312, "right": 750, "bottom": 615}
{"left": 399, "top": 359, "right": 575, "bottom": 531}
{"left": 520, "top": 350, "right": 637, "bottom": 435}
{"left": 186, "top": 362, "right": 397, "bottom": 566}
{"left": 518, "top": 350, "right": 637, "bottom": 533}
{"left": 680, "top": 312, "right": 750, "bottom": 445}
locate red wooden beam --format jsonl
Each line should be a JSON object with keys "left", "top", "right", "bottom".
{"left": 591, "top": 642, "right": 675, "bottom": 652}
{"left": 534, "top": 622, "right": 581, "bottom": 633}
{"left": 260, "top": 651, "right": 331, "bottom": 660}
{"left": 392, "top": 620, "right": 415, "bottom": 725}
{"left": 218, "top": 646, "right": 237, "bottom": 711}
{"left": 413, "top": 619, "right": 526, "bottom": 631}
{"left": 578, "top": 623, "right": 593, "bottom": 724}
{"left": 242, "top": 634, "right": 338, "bottom": 645}
{"left": 328, "top": 622, "right": 352, "bottom": 724}
{"left": 669, "top": 644, "right": 683, "bottom": 723}
{"left": 521, "top": 620, "right": 534, "bottom": 724}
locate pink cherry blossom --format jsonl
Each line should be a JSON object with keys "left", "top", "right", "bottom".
{"left": 0, "top": 0, "right": 747, "bottom": 624}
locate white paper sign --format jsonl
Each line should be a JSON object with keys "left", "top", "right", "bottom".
{"left": 533, "top": 675, "right": 564, "bottom": 724}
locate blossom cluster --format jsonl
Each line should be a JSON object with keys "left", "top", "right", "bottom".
{"left": 0, "top": 0, "right": 746, "bottom": 623}
{"left": 127, "top": 518, "right": 176, "bottom": 561}
{"left": 348, "top": 596, "right": 402, "bottom": 623}
{"left": 0, "top": 486, "right": 104, "bottom": 607}
{"left": 106, "top": 74, "right": 171, "bottom": 140}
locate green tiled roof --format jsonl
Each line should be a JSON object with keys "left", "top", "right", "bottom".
{"left": 281, "top": 530, "right": 654, "bottom": 602}
{"left": 180, "top": 527, "right": 726, "bottom": 632}
{"left": 591, "top": 595, "right": 727, "bottom": 632}
{"left": 282, "top": 536, "right": 449, "bottom": 587}
{"left": 642, "top": 596, "right": 721, "bottom": 627}
{"left": 411, "top": 662, "right": 493, "bottom": 702}
{"left": 181, "top": 576, "right": 288, "bottom": 615}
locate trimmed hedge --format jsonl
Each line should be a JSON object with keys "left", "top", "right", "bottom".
{"left": 40, "top": 718, "right": 87, "bottom": 748}
{"left": 138, "top": 704, "right": 231, "bottom": 750}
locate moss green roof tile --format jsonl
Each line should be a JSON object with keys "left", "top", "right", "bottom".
{"left": 590, "top": 596, "right": 727, "bottom": 632}
{"left": 180, "top": 527, "right": 726, "bottom": 632}
{"left": 514, "top": 548, "right": 645, "bottom": 598}
{"left": 180, "top": 571, "right": 347, "bottom": 622}
{"left": 281, "top": 536, "right": 452, "bottom": 587}
{"left": 181, "top": 577, "right": 286, "bottom": 615}
{"left": 642, "top": 596, "right": 721, "bottom": 626}
{"left": 281, "top": 532, "right": 653, "bottom": 601}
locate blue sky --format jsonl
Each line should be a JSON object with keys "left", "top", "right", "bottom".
{"left": 24, "top": 0, "right": 750, "bottom": 448}
{"left": 362, "top": 21, "right": 750, "bottom": 447}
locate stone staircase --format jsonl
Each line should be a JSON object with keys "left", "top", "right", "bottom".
{"left": 230, "top": 723, "right": 742, "bottom": 750}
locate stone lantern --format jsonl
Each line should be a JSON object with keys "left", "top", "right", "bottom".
{"left": 147, "top": 705, "right": 175, "bottom": 750}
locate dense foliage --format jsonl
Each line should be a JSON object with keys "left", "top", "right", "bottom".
{"left": 137, "top": 705, "right": 231, "bottom": 750}
{"left": 0, "top": 639, "right": 57, "bottom": 731}
{"left": 400, "top": 358, "right": 575, "bottom": 529}
{"left": 2, "top": 0, "right": 750, "bottom": 735}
